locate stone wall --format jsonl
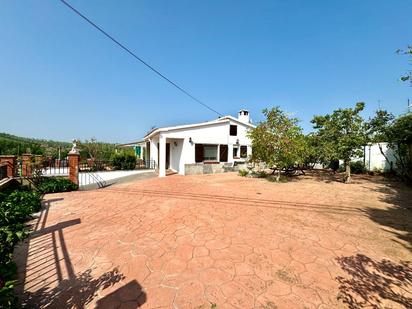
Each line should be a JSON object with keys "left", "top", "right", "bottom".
{"left": 185, "top": 162, "right": 247, "bottom": 175}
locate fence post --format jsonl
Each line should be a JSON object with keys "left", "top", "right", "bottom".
{"left": 22, "top": 154, "right": 33, "bottom": 177}
{"left": 0, "top": 155, "right": 16, "bottom": 177}
{"left": 68, "top": 153, "right": 80, "bottom": 186}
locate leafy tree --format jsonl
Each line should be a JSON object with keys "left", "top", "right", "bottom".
{"left": 389, "top": 113, "right": 412, "bottom": 181}
{"left": 366, "top": 110, "right": 396, "bottom": 169}
{"left": 397, "top": 45, "right": 412, "bottom": 85}
{"left": 311, "top": 102, "right": 367, "bottom": 183}
{"left": 249, "top": 107, "right": 304, "bottom": 182}
{"left": 79, "top": 138, "right": 117, "bottom": 161}
{"left": 302, "top": 133, "right": 335, "bottom": 168}
{"left": 367, "top": 110, "right": 412, "bottom": 180}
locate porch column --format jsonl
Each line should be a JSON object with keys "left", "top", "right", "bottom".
{"left": 150, "top": 139, "right": 158, "bottom": 169}
{"left": 228, "top": 144, "right": 234, "bottom": 163}
{"left": 159, "top": 134, "right": 166, "bottom": 177}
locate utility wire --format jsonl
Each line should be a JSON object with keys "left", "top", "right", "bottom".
{"left": 58, "top": 0, "right": 222, "bottom": 116}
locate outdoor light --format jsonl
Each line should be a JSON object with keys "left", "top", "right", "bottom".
{"left": 236, "top": 139, "right": 239, "bottom": 145}
{"left": 189, "top": 137, "right": 193, "bottom": 144}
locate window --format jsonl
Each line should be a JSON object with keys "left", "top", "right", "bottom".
{"left": 233, "top": 146, "right": 238, "bottom": 158}
{"left": 240, "top": 146, "right": 247, "bottom": 158}
{"left": 230, "top": 125, "right": 237, "bottom": 136}
{"left": 203, "top": 145, "right": 218, "bottom": 161}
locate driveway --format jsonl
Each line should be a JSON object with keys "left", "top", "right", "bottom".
{"left": 14, "top": 172, "right": 412, "bottom": 308}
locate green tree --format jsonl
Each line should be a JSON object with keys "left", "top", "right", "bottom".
{"left": 302, "top": 133, "right": 334, "bottom": 168}
{"left": 366, "top": 110, "right": 396, "bottom": 169}
{"left": 389, "top": 113, "right": 412, "bottom": 181}
{"left": 367, "top": 110, "right": 412, "bottom": 180}
{"left": 249, "top": 107, "right": 304, "bottom": 182}
{"left": 311, "top": 102, "right": 367, "bottom": 183}
{"left": 397, "top": 45, "right": 412, "bottom": 85}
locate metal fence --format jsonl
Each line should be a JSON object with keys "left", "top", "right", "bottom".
{"left": 15, "top": 158, "right": 69, "bottom": 177}
{"left": 79, "top": 159, "right": 156, "bottom": 172}
{"left": 39, "top": 158, "right": 69, "bottom": 176}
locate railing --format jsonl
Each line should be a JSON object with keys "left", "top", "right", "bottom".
{"left": 39, "top": 158, "right": 69, "bottom": 176}
{"left": 79, "top": 159, "right": 156, "bottom": 172}
{"left": 79, "top": 160, "right": 112, "bottom": 172}
{"left": 79, "top": 171, "right": 107, "bottom": 189}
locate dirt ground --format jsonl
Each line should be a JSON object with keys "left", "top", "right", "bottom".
{"left": 14, "top": 171, "right": 412, "bottom": 308}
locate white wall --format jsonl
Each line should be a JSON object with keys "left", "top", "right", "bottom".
{"left": 169, "top": 138, "right": 184, "bottom": 174}
{"left": 363, "top": 143, "right": 396, "bottom": 171}
{"left": 147, "top": 119, "right": 253, "bottom": 175}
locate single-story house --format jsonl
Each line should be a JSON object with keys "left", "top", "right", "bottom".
{"left": 140, "top": 109, "right": 255, "bottom": 177}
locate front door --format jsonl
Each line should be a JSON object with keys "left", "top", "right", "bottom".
{"left": 166, "top": 143, "right": 170, "bottom": 169}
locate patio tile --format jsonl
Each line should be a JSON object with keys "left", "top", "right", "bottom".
{"left": 15, "top": 172, "right": 412, "bottom": 308}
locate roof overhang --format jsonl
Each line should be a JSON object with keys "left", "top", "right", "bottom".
{"left": 144, "top": 116, "right": 255, "bottom": 140}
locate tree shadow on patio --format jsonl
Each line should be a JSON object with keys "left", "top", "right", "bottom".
{"left": 23, "top": 267, "right": 132, "bottom": 308}
{"left": 362, "top": 180, "right": 412, "bottom": 251}
{"left": 336, "top": 254, "right": 412, "bottom": 309}
{"left": 15, "top": 198, "right": 147, "bottom": 308}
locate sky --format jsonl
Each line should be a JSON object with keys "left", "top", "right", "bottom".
{"left": 0, "top": 0, "right": 411, "bottom": 143}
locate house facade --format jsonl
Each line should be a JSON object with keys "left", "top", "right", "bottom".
{"left": 144, "top": 110, "right": 255, "bottom": 177}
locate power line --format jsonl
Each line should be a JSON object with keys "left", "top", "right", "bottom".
{"left": 58, "top": 0, "right": 222, "bottom": 117}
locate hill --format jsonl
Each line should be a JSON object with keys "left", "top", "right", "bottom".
{"left": 0, "top": 132, "right": 71, "bottom": 157}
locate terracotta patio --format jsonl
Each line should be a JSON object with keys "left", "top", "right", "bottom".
{"left": 14, "top": 172, "right": 412, "bottom": 308}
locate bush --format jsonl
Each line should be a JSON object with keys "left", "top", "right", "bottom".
{"left": 111, "top": 152, "right": 137, "bottom": 170}
{"left": 349, "top": 161, "right": 367, "bottom": 174}
{"left": 238, "top": 169, "right": 248, "bottom": 177}
{"left": 0, "top": 188, "right": 42, "bottom": 308}
{"left": 36, "top": 177, "right": 78, "bottom": 194}
{"left": 338, "top": 161, "right": 367, "bottom": 174}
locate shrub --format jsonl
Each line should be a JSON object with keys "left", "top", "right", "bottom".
{"left": 350, "top": 161, "right": 367, "bottom": 174}
{"left": 338, "top": 161, "right": 366, "bottom": 174}
{"left": 238, "top": 169, "right": 248, "bottom": 177}
{"left": 250, "top": 171, "right": 268, "bottom": 178}
{"left": 36, "top": 177, "right": 78, "bottom": 194}
{"left": 111, "top": 152, "right": 137, "bottom": 170}
{"left": 0, "top": 188, "right": 42, "bottom": 308}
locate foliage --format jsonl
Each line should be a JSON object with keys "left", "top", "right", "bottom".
{"left": 397, "top": 45, "right": 412, "bottom": 85}
{"left": 249, "top": 107, "right": 304, "bottom": 181}
{"left": 238, "top": 169, "right": 248, "bottom": 177}
{"left": 301, "top": 133, "right": 333, "bottom": 167}
{"left": 311, "top": 102, "right": 367, "bottom": 183}
{"left": 79, "top": 138, "right": 118, "bottom": 161}
{"left": 338, "top": 161, "right": 366, "bottom": 174}
{"left": 35, "top": 177, "right": 78, "bottom": 194}
{"left": 388, "top": 113, "right": 412, "bottom": 181}
{"left": 0, "top": 132, "right": 70, "bottom": 157}
{"left": 111, "top": 152, "right": 137, "bottom": 170}
{"left": 366, "top": 110, "right": 396, "bottom": 168}
{"left": 367, "top": 110, "right": 412, "bottom": 181}
{"left": 0, "top": 188, "right": 42, "bottom": 308}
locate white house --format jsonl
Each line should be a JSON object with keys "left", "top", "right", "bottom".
{"left": 143, "top": 110, "right": 255, "bottom": 177}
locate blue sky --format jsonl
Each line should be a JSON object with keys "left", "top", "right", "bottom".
{"left": 1, "top": 0, "right": 411, "bottom": 143}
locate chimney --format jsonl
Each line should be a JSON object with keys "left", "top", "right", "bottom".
{"left": 238, "top": 109, "right": 250, "bottom": 123}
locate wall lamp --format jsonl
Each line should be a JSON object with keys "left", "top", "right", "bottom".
{"left": 189, "top": 137, "right": 193, "bottom": 144}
